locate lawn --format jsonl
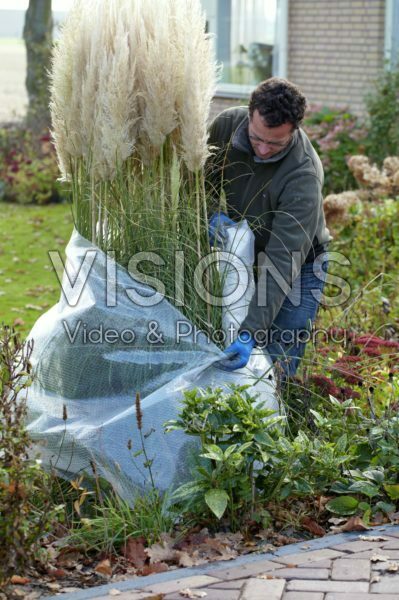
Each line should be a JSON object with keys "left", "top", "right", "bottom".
{"left": 0, "top": 201, "right": 74, "bottom": 334}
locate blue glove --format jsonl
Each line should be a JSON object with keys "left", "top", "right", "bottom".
{"left": 217, "top": 331, "right": 256, "bottom": 371}
{"left": 208, "top": 212, "right": 235, "bottom": 247}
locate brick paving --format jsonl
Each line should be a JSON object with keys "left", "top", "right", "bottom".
{"left": 52, "top": 526, "right": 399, "bottom": 600}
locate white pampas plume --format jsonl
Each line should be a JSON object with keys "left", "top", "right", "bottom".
{"left": 50, "top": 0, "right": 217, "bottom": 175}
{"left": 175, "top": 0, "right": 217, "bottom": 172}
{"left": 51, "top": 0, "right": 140, "bottom": 180}
{"left": 135, "top": 0, "right": 179, "bottom": 151}
{"left": 50, "top": 0, "right": 86, "bottom": 177}
{"left": 96, "top": 16, "right": 140, "bottom": 178}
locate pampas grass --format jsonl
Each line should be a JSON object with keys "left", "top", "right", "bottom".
{"left": 50, "top": 0, "right": 222, "bottom": 337}
{"left": 51, "top": 0, "right": 216, "bottom": 178}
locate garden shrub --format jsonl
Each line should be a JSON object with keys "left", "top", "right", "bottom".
{"left": 168, "top": 381, "right": 399, "bottom": 530}
{"left": 365, "top": 66, "right": 399, "bottom": 165}
{"left": 0, "top": 326, "right": 60, "bottom": 581}
{"left": 303, "top": 105, "right": 367, "bottom": 194}
{"left": 0, "top": 124, "right": 63, "bottom": 205}
{"left": 324, "top": 196, "right": 399, "bottom": 331}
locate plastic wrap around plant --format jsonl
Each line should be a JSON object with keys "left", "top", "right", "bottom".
{"left": 26, "top": 227, "right": 278, "bottom": 499}
{"left": 219, "top": 220, "right": 256, "bottom": 335}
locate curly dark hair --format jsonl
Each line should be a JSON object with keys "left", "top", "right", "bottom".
{"left": 248, "top": 77, "right": 307, "bottom": 128}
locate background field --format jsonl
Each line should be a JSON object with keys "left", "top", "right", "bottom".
{"left": 0, "top": 201, "right": 73, "bottom": 333}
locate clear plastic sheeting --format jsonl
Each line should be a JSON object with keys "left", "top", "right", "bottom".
{"left": 26, "top": 229, "right": 277, "bottom": 499}
{"left": 219, "top": 220, "right": 256, "bottom": 337}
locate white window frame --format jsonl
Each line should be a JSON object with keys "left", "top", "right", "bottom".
{"left": 215, "top": 0, "right": 289, "bottom": 98}
{"left": 385, "top": 0, "right": 399, "bottom": 69}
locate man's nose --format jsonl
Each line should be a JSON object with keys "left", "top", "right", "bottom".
{"left": 258, "top": 142, "right": 270, "bottom": 154}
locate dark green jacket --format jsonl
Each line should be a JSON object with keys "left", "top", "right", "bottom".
{"left": 206, "top": 106, "right": 332, "bottom": 334}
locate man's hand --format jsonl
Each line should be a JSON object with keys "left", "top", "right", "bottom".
{"left": 217, "top": 331, "right": 256, "bottom": 371}
{"left": 208, "top": 212, "right": 235, "bottom": 246}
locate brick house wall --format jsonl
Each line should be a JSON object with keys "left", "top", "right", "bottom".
{"left": 210, "top": 0, "right": 387, "bottom": 118}
{"left": 209, "top": 96, "right": 245, "bottom": 121}
{"left": 287, "top": 0, "right": 386, "bottom": 114}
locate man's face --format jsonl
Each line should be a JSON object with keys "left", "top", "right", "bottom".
{"left": 248, "top": 109, "right": 294, "bottom": 160}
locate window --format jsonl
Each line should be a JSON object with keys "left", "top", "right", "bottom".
{"left": 202, "top": 0, "right": 286, "bottom": 96}
{"left": 385, "top": 0, "right": 399, "bottom": 69}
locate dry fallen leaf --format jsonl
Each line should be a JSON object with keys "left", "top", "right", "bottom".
{"left": 340, "top": 516, "right": 370, "bottom": 532}
{"left": 25, "top": 303, "right": 44, "bottom": 311}
{"left": 173, "top": 531, "right": 209, "bottom": 552}
{"left": 176, "top": 551, "right": 196, "bottom": 568}
{"left": 22, "top": 592, "right": 40, "bottom": 600}
{"left": 370, "top": 554, "right": 390, "bottom": 563}
{"left": 370, "top": 575, "right": 381, "bottom": 583}
{"left": 328, "top": 517, "right": 347, "bottom": 525}
{"left": 179, "top": 589, "right": 207, "bottom": 598}
{"left": 259, "top": 543, "right": 277, "bottom": 553}
{"left": 387, "top": 562, "right": 399, "bottom": 572}
{"left": 9, "top": 590, "right": 27, "bottom": 598}
{"left": 46, "top": 568, "right": 67, "bottom": 579}
{"left": 140, "top": 562, "right": 169, "bottom": 576}
{"left": 94, "top": 559, "right": 113, "bottom": 577}
{"left": 202, "top": 537, "right": 237, "bottom": 560}
{"left": 330, "top": 515, "right": 370, "bottom": 533}
{"left": 146, "top": 540, "right": 179, "bottom": 564}
{"left": 46, "top": 583, "right": 61, "bottom": 591}
{"left": 122, "top": 537, "right": 147, "bottom": 568}
{"left": 13, "top": 318, "right": 25, "bottom": 327}
{"left": 317, "top": 495, "right": 331, "bottom": 510}
{"left": 10, "top": 576, "right": 30, "bottom": 585}
{"left": 56, "top": 549, "right": 83, "bottom": 569}
{"left": 301, "top": 516, "right": 325, "bottom": 537}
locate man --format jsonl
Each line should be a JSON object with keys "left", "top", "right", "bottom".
{"left": 206, "top": 77, "right": 332, "bottom": 376}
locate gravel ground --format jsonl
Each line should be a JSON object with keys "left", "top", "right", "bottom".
{"left": 0, "top": 39, "right": 28, "bottom": 123}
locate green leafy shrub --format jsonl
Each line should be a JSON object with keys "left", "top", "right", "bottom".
{"left": 0, "top": 124, "right": 63, "bottom": 205}
{"left": 323, "top": 197, "right": 399, "bottom": 334}
{"left": 167, "top": 381, "right": 399, "bottom": 531}
{"left": 303, "top": 105, "right": 367, "bottom": 194}
{"left": 166, "top": 385, "right": 285, "bottom": 530}
{"left": 365, "top": 67, "right": 399, "bottom": 164}
{"left": 0, "top": 326, "right": 61, "bottom": 581}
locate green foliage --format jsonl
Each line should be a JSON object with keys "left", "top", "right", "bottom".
{"left": 0, "top": 124, "right": 63, "bottom": 205}
{"left": 323, "top": 198, "right": 399, "bottom": 334}
{"left": 326, "top": 496, "right": 359, "bottom": 516}
{"left": 303, "top": 105, "right": 367, "bottom": 194}
{"left": 167, "top": 381, "right": 399, "bottom": 531}
{"left": 0, "top": 326, "right": 61, "bottom": 581}
{"left": 166, "top": 385, "right": 284, "bottom": 529}
{"left": 67, "top": 489, "right": 173, "bottom": 553}
{"left": 365, "top": 67, "right": 399, "bottom": 164}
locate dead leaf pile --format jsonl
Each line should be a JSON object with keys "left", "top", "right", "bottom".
{"left": 146, "top": 530, "right": 242, "bottom": 569}
{"left": 329, "top": 515, "right": 370, "bottom": 533}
